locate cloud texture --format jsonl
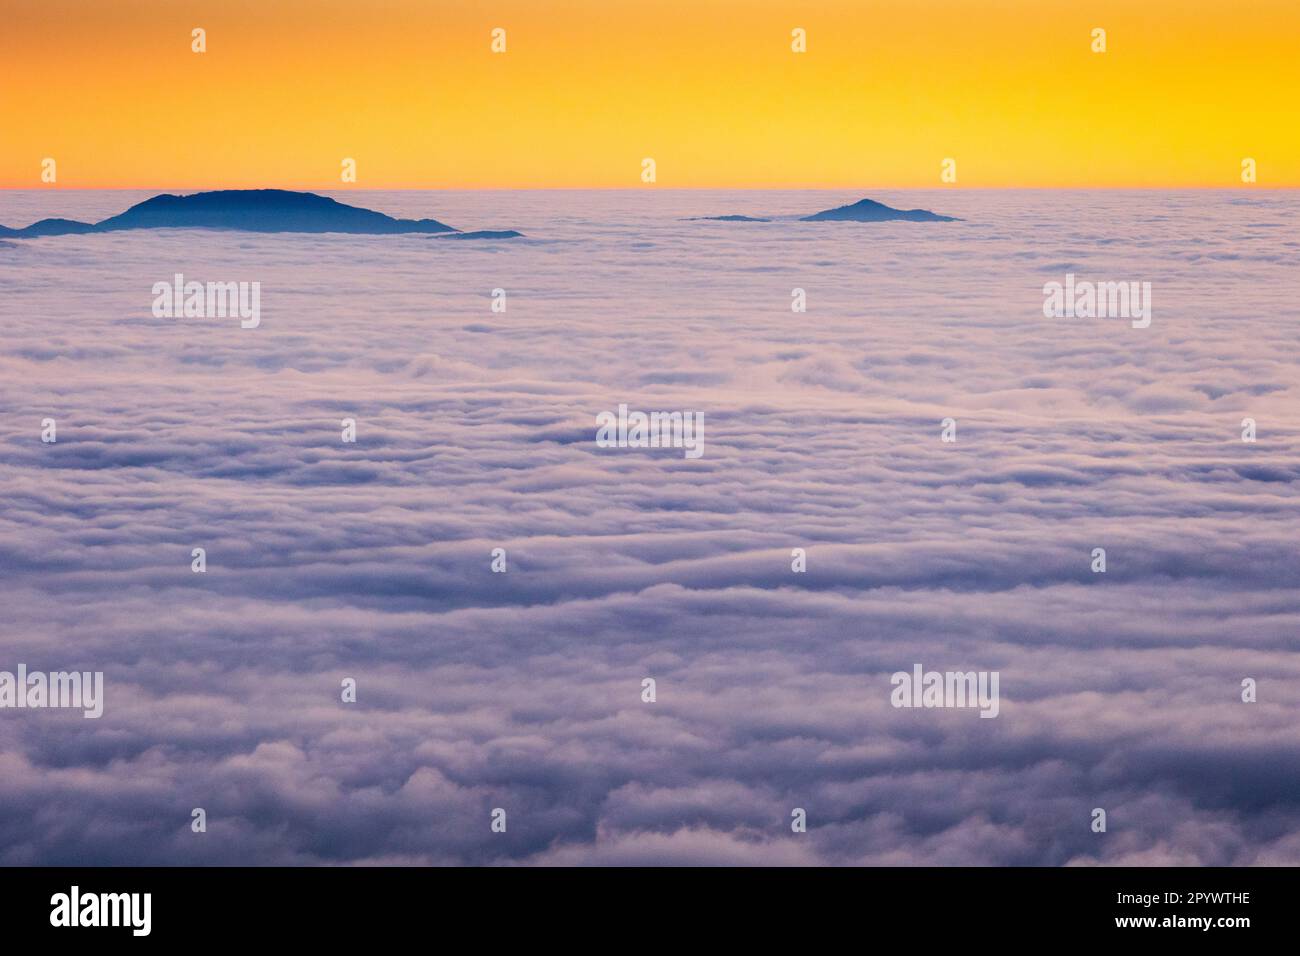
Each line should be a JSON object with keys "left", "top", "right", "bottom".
{"left": 0, "top": 189, "right": 1297, "bottom": 865}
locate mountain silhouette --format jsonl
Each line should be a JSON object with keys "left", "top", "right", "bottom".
{"left": 0, "top": 190, "right": 523, "bottom": 238}
{"left": 681, "top": 197, "right": 959, "bottom": 225}
{"left": 0, "top": 217, "right": 98, "bottom": 238}
{"left": 0, "top": 189, "right": 956, "bottom": 239}
{"left": 801, "top": 198, "right": 958, "bottom": 222}
{"left": 683, "top": 214, "right": 773, "bottom": 222}
{"left": 436, "top": 229, "right": 525, "bottom": 240}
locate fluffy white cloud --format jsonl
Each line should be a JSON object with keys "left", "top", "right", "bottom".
{"left": 0, "top": 189, "right": 1297, "bottom": 864}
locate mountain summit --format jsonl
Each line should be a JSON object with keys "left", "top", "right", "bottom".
{"left": 801, "top": 197, "right": 958, "bottom": 222}
{"left": 0, "top": 189, "right": 521, "bottom": 238}
{"left": 686, "top": 196, "right": 959, "bottom": 224}
{"left": 94, "top": 189, "right": 457, "bottom": 234}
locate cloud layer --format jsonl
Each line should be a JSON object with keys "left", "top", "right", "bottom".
{"left": 0, "top": 189, "right": 1297, "bottom": 865}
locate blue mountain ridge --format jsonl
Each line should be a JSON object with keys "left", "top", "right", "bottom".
{"left": 0, "top": 190, "right": 955, "bottom": 239}
{"left": 686, "top": 197, "right": 959, "bottom": 223}
{"left": 0, "top": 189, "right": 523, "bottom": 238}
{"left": 801, "top": 197, "right": 958, "bottom": 222}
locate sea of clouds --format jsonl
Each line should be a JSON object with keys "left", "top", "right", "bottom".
{"left": 0, "top": 189, "right": 1297, "bottom": 864}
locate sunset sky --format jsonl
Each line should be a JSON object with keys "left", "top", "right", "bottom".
{"left": 2, "top": 0, "right": 1296, "bottom": 188}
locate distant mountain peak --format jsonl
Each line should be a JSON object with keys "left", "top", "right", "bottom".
{"left": 678, "top": 196, "right": 960, "bottom": 226}
{"left": 801, "top": 197, "right": 959, "bottom": 222}
{"left": 0, "top": 189, "right": 523, "bottom": 239}
{"left": 91, "top": 188, "right": 458, "bottom": 234}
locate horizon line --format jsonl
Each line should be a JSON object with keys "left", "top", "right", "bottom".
{"left": 2, "top": 184, "right": 1296, "bottom": 192}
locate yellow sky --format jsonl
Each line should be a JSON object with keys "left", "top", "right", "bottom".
{"left": 1, "top": 0, "right": 1296, "bottom": 188}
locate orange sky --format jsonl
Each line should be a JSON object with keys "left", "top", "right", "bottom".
{"left": 1, "top": 0, "right": 1296, "bottom": 188}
